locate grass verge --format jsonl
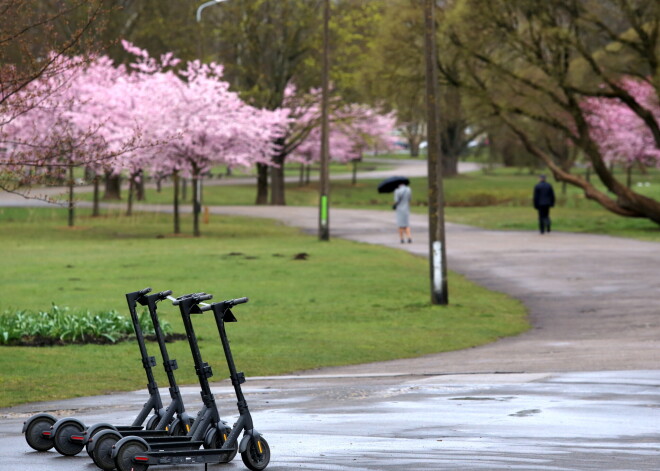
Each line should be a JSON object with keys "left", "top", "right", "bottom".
{"left": 0, "top": 207, "right": 528, "bottom": 407}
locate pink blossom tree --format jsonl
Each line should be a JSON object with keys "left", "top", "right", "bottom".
{"left": 288, "top": 97, "right": 397, "bottom": 185}
{"left": 582, "top": 79, "right": 660, "bottom": 174}
{"left": 0, "top": 54, "right": 146, "bottom": 226}
{"left": 121, "top": 42, "right": 288, "bottom": 235}
{"left": 268, "top": 86, "right": 397, "bottom": 195}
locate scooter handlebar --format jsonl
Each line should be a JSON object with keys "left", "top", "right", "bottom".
{"left": 157, "top": 290, "right": 173, "bottom": 300}
{"left": 138, "top": 287, "right": 152, "bottom": 296}
{"left": 199, "top": 297, "right": 249, "bottom": 312}
{"left": 231, "top": 297, "right": 249, "bottom": 306}
{"left": 171, "top": 292, "right": 210, "bottom": 305}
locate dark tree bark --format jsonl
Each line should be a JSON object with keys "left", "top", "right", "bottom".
{"left": 255, "top": 163, "right": 269, "bottom": 205}
{"left": 103, "top": 172, "right": 121, "bottom": 200}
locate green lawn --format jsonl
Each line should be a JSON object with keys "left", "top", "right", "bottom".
{"left": 0, "top": 207, "right": 528, "bottom": 407}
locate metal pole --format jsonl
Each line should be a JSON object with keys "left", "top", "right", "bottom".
{"left": 196, "top": 0, "right": 226, "bottom": 23}
{"left": 318, "top": 0, "right": 330, "bottom": 241}
{"left": 423, "top": 0, "right": 448, "bottom": 305}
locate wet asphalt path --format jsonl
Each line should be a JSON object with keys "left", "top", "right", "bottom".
{"left": 1, "top": 371, "right": 659, "bottom": 470}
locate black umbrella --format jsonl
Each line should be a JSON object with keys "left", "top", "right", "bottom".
{"left": 377, "top": 176, "right": 410, "bottom": 194}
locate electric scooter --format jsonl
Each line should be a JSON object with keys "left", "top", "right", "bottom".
{"left": 90, "top": 292, "right": 235, "bottom": 470}
{"left": 109, "top": 293, "right": 269, "bottom": 471}
{"left": 86, "top": 289, "right": 197, "bottom": 470}
{"left": 22, "top": 288, "right": 187, "bottom": 458}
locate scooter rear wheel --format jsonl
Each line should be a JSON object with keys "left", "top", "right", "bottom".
{"left": 241, "top": 436, "right": 270, "bottom": 471}
{"left": 145, "top": 414, "right": 159, "bottom": 430}
{"left": 53, "top": 420, "right": 85, "bottom": 456}
{"left": 114, "top": 438, "right": 149, "bottom": 471}
{"left": 85, "top": 425, "right": 113, "bottom": 458}
{"left": 25, "top": 415, "right": 56, "bottom": 451}
{"left": 90, "top": 430, "right": 123, "bottom": 471}
{"left": 204, "top": 426, "right": 237, "bottom": 463}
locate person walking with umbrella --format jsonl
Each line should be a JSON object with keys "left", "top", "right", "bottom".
{"left": 394, "top": 182, "right": 413, "bottom": 243}
{"left": 378, "top": 176, "right": 413, "bottom": 243}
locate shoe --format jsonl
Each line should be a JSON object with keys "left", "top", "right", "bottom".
{"left": 401, "top": 239, "right": 405, "bottom": 244}
{"left": 407, "top": 239, "right": 412, "bottom": 243}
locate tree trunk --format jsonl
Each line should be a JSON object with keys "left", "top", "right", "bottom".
{"left": 135, "top": 169, "right": 145, "bottom": 201}
{"left": 442, "top": 151, "right": 459, "bottom": 177}
{"left": 192, "top": 173, "right": 201, "bottom": 237}
{"left": 173, "top": 171, "right": 180, "bottom": 234}
{"left": 352, "top": 159, "right": 358, "bottom": 185}
{"left": 409, "top": 138, "right": 420, "bottom": 157}
{"left": 103, "top": 172, "right": 121, "bottom": 200}
{"left": 92, "top": 174, "right": 100, "bottom": 217}
{"left": 270, "top": 156, "right": 286, "bottom": 205}
{"left": 67, "top": 163, "right": 75, "bottom": 227}
{"left": 255, "top": 163, "right": 268, "bottom": 205}
{"left": 126, "top": 174, "right": 134, "bottom": 217}
{"left": 269, "top": 136, "right": 289, "bottom": 205}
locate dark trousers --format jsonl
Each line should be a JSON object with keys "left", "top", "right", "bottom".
{"left": 537, "top": 206, "right": 551, "bottom": 234}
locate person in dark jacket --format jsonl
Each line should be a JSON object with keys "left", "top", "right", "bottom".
{"left": 533, "top": 174, "right": 555, "bottom": 234}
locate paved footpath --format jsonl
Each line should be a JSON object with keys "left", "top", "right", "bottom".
{"left": 1, "top": 162, "right": 659, "bottom": 470}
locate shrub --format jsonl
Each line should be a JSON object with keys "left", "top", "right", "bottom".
{"left": 0, "top": 304, "right": 173, "bottom": 346}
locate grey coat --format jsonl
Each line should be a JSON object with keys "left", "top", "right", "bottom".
{"left": 394, "top": 185, "right": 411, "bottom": 227}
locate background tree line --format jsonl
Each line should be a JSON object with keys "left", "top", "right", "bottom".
{"left": 2, "top": 0, "right": 660, "bottom": 224}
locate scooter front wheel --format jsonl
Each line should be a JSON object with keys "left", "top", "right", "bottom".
{"left": 53, "top": 419, "right": 85, "bottom": 456}
{"left": 25, "top": 415, "right": 56, "bottom": 451}
{"left": 241, "top": 436, "right": 270, "bottom": 471}
{"left": 114, "top": 438, "right": 149, "bottom": 471}
{"left": 90, "top": 430, "right": 123, "bottom": 471}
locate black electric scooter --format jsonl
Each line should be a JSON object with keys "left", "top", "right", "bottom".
{"left": 110, "top": 293, "right": 269, "bottom": 471}
{"left": 86, "top": 289, "right": 196, "bottom": 470}
{"left": 90, "top": 292, "right": 235, "bottom": 470}
{"left": 22, "top": 288, "right": 187, "bottom": 457}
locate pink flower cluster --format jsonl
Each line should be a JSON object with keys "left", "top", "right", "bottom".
{"left": 582, "top": 78, "right": 660, "bottom": 167}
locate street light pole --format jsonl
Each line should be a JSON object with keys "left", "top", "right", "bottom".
{"left": 423, "top": 0, "right": 448, "bottom": 305}
{"left": 196, "top": 0, "right": 226, "bottom": 22}
{"left": 318, "top": 0, "right": 330, "bottom": 241}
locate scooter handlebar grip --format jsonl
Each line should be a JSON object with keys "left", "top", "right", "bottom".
{"left": 230, "top": 297, "right": 248, "bottom": 306}
{"left": 138, "top": 287, "right": 152, "bottom": 296}
{"left": 158, "top": 290, "right": 173, "bottom": 299}
{"left": 199, "top": 304, "right": 213, "bottom": 312}
{"left": 196, "top": 294, "right": 213, "bottom": 302}
{"left": 172, "top": 292, "right": 206, "bottom": 305}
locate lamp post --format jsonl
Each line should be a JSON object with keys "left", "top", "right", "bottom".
{"left": 196, "top": 0, "right": 227, "bottom": 22}
{"left": 318, "top": 0, "right": 330, "bottom": 241}
{"left": 423, "top": 0, "right": 448, "bottom": 305}
{"left": 190, "top": 0, "right": 228, "bottom": 236}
